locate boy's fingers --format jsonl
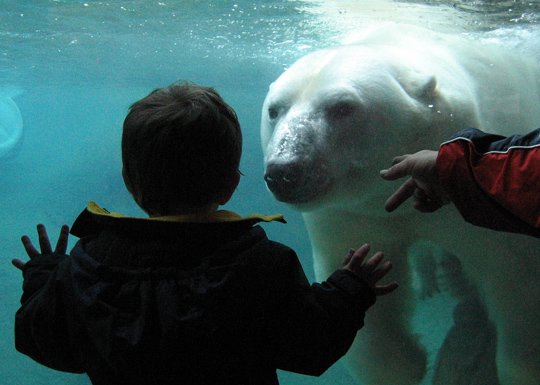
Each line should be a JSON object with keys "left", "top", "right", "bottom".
{"left": 351, "top": 244, "right": 370, "bottom": 263}
{"left": 342, "top": 248, "right": 355, "bottom": 265}
{"left": 345, "top": 244, "right": 370, "bottom": 273}
{"left": 21, "top": 235, "right": 39, "bottom": 258}
{"left": 21, "top": 225, "right": 70, "bottom": 262}
{"left": 54, "top": 225, "right": 70, "bottom": 254}
{"left": 374, "top": 281, "right": 399, "bottom": 296}
{"left": 37, "top": 224, "right": 53, "bottom": 254}
{"left": 363, "top": 251, "right": 385, "bottom": 272}
{"left": 11, "top": 259, "right": 26, "bottom": 271}
{"left": 369, "top": 260, "right": 393, "bottom": 282}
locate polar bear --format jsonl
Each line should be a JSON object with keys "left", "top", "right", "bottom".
{"left": 0, "top": 88, "right": 23, "bottom": 159}
{"left": 260, "top": 25, "right": 540, "bottom": 385}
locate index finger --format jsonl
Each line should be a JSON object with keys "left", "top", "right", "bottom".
{"left": 380, "top": 155, "right": 412, "bottom": 181}
{"left": 343, "top": 244, "right": 370, "bottom": 274}
{"left": 384, "top": 178, "right": 417, "bottom": 212}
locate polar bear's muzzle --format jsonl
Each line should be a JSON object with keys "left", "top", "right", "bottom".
{"left": 263, "top": 123, "right": 332, "bottom": 204}
{"left": 264, "top": 156, "right": 331, "bottom": 204}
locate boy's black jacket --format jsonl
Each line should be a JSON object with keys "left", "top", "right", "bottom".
{"left": 15, "top": 205, "right": 376, "bottom": 385}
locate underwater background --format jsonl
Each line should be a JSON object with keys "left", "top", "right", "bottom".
{"left": 1, "top": 1, "right": 540, "bottom": 384}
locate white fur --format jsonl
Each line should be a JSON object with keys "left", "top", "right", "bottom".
{"left": 261, "top": 25, "right": 540, "bottom": 385}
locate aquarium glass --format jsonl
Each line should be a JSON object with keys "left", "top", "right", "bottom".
{"left": 1, "top": 1, "right": 539, "bottom": 384}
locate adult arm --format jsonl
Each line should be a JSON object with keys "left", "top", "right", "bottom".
{"left": 381, "top": 127, "right": 540, "bottom": 237}
{"left": 437, "top": 127, "right": 540, "bottom": 237}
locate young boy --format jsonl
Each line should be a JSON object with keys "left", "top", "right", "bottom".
{"left": 13, "top": 82, "right": 398, "bottom": 385}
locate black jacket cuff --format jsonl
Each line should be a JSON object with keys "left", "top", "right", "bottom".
{"left": 327, "top": 269, "right": 376, "bottom": 313}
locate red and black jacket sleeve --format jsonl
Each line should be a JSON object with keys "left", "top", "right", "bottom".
{"left": 436, "top": 127, "right": 540, "bottom": 237}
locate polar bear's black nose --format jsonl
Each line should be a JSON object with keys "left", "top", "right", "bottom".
{"left": 264, "top": 157, "right": 331, "bottom": 204}
{"left": 264, "top": 161, "right": 304, "bottom": 202}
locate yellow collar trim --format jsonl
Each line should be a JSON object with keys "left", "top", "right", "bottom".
{"left": 86, "top": 201, "right": 286, "bottom": 224}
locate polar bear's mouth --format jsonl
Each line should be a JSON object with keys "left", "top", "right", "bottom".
{"left": 264, "top": 158, "right": 332, "bottom": 204}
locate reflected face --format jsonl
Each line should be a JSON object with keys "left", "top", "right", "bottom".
{"left": 0, "top": 95, "right": 23, "bottom": 159}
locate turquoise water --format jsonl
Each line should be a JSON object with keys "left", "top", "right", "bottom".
{"left": 1, "top": 1, "right": 540, "bottom": 384}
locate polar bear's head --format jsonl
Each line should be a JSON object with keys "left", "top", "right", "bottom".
{"left": 261, "top": 43, "right": 477, "bottom": 213}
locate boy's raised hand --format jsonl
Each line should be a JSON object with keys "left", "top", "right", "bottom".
{"left": 342, "top": 244, "right": 398, "bottom": 296}
{"left": 12, "top": 224, "right": 70, "bottom": 271}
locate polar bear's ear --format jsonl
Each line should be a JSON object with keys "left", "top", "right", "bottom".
{"left": 399, "top": 74, "right": 437, "bottom": 102}
{"left": 417, "top": 76, "right": 437, "bottom": 101}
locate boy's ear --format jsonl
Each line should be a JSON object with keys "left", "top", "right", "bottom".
{"left": 218, "top": 171, "right": 241, "bottom": 205}
{"left": 122, "top": 167, "right": 138, "bottom": 199}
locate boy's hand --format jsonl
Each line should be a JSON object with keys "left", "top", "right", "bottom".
{"left": 342, "top": 244, "right": 398, "bottom": 296}
{"left": 12, "top": 224, "right": 70, "bottom": 271}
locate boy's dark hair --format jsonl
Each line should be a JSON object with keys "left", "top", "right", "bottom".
{"left": 121, "top": 82, "right": 242, "bottom": 215}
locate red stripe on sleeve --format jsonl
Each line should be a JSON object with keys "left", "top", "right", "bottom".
{"left": 437, "top": 139, "right": 540, "bottom": 236}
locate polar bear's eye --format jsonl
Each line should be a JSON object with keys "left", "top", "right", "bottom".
{"left": 268, "top": 106, "right": 280, "bottom": 120}
{"left": 327, "top": 101, "right": 356, "bottom": 118}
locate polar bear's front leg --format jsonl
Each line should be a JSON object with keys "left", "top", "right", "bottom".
{"left": 305, "top": 211, "right": 428, "bottom": 385}
{"left": 345, "top": 293, "right": 428, "bottom": 385}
